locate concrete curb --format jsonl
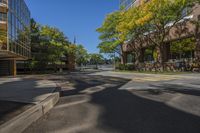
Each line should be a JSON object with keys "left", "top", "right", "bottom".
{"left": 0, "top": 92, "right": 60, "bottom": 133}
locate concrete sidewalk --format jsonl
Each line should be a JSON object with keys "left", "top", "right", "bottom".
{"left": 0, "top": 77, "right": 57, "bottom": 104}
{"left": 0, "top": 75, "right": 60, "bottom": 133}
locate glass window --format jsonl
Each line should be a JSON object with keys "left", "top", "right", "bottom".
{"left": 0, "top": 0, "right": 7, "bottom": 5}
{"left": 0, "top": 13, "right": 7, "bottom": 21}
{"left": 120, "top": 0, "right": 136, "bottom": 9}
{"left": 7, "top": 0, "right": 31, "bottom": 58}
{"left": 182, "top": 7, "right": 192, "bottom": 17}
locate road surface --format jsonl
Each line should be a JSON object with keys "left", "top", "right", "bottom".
{"left": 24, "top": 71, "right": 200, "bottom": 133}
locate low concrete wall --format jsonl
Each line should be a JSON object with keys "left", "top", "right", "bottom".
{"left": 0, "top": 92, "right": 60, "bottom": 133}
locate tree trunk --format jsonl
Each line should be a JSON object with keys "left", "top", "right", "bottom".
{"left": 96, "top": 63, "right": 98, "bottom": 69}
{"left": 135, "top": 51, "right": 140, "bottom": 70}
{"left": 121, "top": 52, "right": 127, "bottom": 65}
{"left": 156, "top": 45, "right": 164, "bottom": 72}
{"left": 120, "top": 44, "right": 127, "bottom": 65}
{"left": 195, "top": 34, "right": 200, "bottom": 61}
{"left": 134, "top": 49, "right": 144, "bottom": 70}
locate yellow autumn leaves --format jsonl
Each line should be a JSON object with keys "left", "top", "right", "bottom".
{"left": 116, "top": 0, "right": 190, "bottom": 43}
{"left": 116, "top": 0, "right": 154, "bottom": 42}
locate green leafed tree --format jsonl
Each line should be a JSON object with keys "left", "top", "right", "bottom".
{"left": 30, "top": 19, "right": 71, "bottom": 72}
{"left": 39, "top": 26, "right": 69, "bottom": 70}
{"left": 115, "top": 0, "right": 199, "bottom": 70}
{"left": 140, "top": 0, "right": 198, "bottom": 70}
{"left": 75, "top": 44, "right": 89, "bottom": 66}
{"left": 89, "top": 53, "right": 104, "bottom": 69}
{"left": 171, "top": 38, "right": 196, "bottom": 58}
{"left": 96, "top": 10, "right": 127, "bottom": 64}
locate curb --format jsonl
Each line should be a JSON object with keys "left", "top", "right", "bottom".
{"left": 0, "top": 92, "right": 60, "bottom": 133}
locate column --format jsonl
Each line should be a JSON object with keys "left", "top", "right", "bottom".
{"left": 9, "top": 60, "right": 17, "bottom": 76}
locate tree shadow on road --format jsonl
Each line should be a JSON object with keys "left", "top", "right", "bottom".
{"left": 90, "top": 85, "right": 200, "bottom": 133}
{"left": 147, "top": 84, "right": 200, "bottom": 96}
{"left": 60, "top": 74, "right": 200, "bottom": 133}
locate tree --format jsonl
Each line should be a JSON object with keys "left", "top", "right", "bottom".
{"left": 75, "top": 45, "right": 89, "bottom": 66}
{"left": 30, "top": 18, "right": 42, "bottom": 71}
{"left": 30, "top": 19, "right": 71, "bottom": 72}
{"left": 89, "top": 53, "right": 104, "bottom": 69}
{"left": 141, "top": 0, "right": 197, "bottom": 70}
{"left": 96, "top": 10, "right": 127, "bottom": 64}
{"left": 171, "top": 38, "right": 196, "bottom": 58}
{"left": 39, "top": 26, "right": 69, "bottom": 71}
{"left": 116, "top": 2, "right": 152, "bottom": 68}
{"left": 0, "top": 29, "right": 7, "bottom": 50}
{"left": 115, "top": 0, "right": 199, "bottom": 71}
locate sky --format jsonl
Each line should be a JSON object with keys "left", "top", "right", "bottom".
{"left": 25, "top": 0, "right": 119, "bottom": 53}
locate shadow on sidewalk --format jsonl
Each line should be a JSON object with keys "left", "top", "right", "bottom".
{"left": 0, "top": 101, "right": 32, "bottom": 125}
{"left": 0, "top": 77, "right": 56, "bottom": 125}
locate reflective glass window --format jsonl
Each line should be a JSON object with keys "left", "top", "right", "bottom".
{"left": 0, "top": 0, "right": 7, "bottom": 5}
{"left": 0, "top": 13, "right": 7, "bottom": 21}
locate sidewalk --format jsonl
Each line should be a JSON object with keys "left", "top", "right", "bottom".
{"left": 0, "top": 77, "right": 57, "bottom": 104}
{"left": 0, "top": 75, "right": 60, "bottom": 133}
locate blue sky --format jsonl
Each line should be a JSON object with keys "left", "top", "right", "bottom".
{"left": 25, "top": 0, "right": 119, "bottom": 53}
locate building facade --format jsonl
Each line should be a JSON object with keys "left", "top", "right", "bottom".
{"left": 120, "top": 0, "right": 200, "bottom": 71}
{"left": 0, "top": 0, "right": 30, "bottom": 76}
{"left": 120, "top": 0, "right": 140, "bottom": 9}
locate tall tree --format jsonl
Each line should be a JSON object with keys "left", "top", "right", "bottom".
{"left": 39, "top": 26, "right": 69, "bottom": 71}
{"left": 75, "top": 45, "right": 89, "bottom": 66}
{"left": 117, "top": 3, "right": 152, "bottom": 67}
{"left": 116, "top": 0, "right": 199, "bottom": 70}
{"left": 142, "top": 0, "right": 197, "bottom": 70}
{"left": 89, "top": 53, "right": 104, "bottom": 69}
{"left": 96, "top": 10, "right": 127, "bottom": 64}
{"left": 30, "top": 19, "right": 71, "bottom": 72}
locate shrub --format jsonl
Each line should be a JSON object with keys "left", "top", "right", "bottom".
{"left": 117, "top": 64, "right": 135, "bottom": 70}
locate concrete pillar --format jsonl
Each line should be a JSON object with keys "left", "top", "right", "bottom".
{"left": 9, "top": 60, "right": 17, "bottom": 76}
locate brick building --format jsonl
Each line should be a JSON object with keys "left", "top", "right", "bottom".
{"left": 120, "top": 0, "right": 200, "bottom": 68}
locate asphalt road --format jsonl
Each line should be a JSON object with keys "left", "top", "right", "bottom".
{"left": 24, "top": 71, "right": 200, "bottom": 133}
